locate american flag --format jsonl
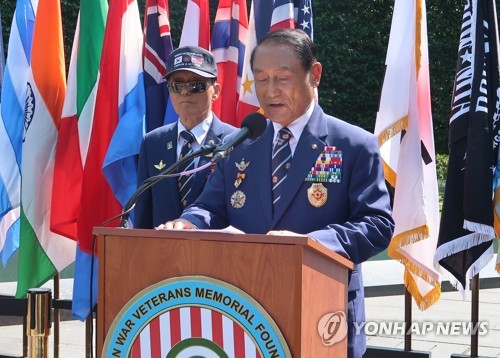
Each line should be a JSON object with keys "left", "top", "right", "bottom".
{"left": 270, "top": 0, "right": 314, "bottom": 37}
{"left": 270, "top": 0, "right": 294, "bottom": 31}
{"left": 295, "top": 0, "right": 313, "bottom": 40}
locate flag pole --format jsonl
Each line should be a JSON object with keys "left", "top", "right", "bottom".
{"left": 54, "top": 273, "right": 60, "bottom": 358}
{"left": 404, "top": 288, "right": 412, "bottom": 351}
{"left": 85, "top": 315, "right": 92, "bottom": 358}
{"left": 471, "top": 274, "right": 479, "bottom": 357}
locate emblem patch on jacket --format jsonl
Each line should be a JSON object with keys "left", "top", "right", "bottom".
{"left": 305, "top": 146, "right": 342, "bottom": 183}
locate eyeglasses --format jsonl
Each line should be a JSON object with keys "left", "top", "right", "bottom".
{"left": 167, "top": 81, "right": 213, "bottom": 94}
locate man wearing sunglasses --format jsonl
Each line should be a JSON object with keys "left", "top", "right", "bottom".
{"left": 134, "top": 46, "right": 236, "bottom": 229}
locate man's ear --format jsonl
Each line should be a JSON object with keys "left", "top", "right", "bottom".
{"left": 310, "top": 62, "right": 322, "bottom": 88}
{"left": 212, "top": 82, "right": 222, "bottom": 101}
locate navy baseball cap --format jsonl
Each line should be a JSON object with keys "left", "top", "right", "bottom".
{"left": 165, "top": 46, "right": 218, "bottom": 79}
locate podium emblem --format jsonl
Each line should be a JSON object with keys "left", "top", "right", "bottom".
{"left": 102, "top": 276, "right": 291, "bottom": 357}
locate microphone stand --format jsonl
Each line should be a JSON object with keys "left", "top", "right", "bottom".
{"left": 118, "top": 144, "right": 217, "bottom": 228}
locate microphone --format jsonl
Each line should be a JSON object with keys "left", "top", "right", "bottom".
{"left": 211, "top": 112, "right": 267, "bottom": 163}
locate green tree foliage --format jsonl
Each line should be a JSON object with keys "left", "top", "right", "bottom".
{"left": 427, "top": 0, "right": 464, "bottom": 154}
{"left": 436, "top": 153, "right": 449, "bottom": 183}
{"left": 60, "top": 0, "right": 80, "bottom": 66}
{"left": 314, "top": 1, "right": 393, "bottom": 133}
{"left": 1, "top": 0, "right": 499, "bottom": 155}
{"left": 0, "top": 2, "right": 16, "bottom": 53}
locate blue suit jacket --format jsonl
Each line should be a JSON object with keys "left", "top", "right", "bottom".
{"left": 181, "top": 104, "right": 394, "bottom": 357}
{"left": 134, "top": 115, "right": 236, "bottom": 229}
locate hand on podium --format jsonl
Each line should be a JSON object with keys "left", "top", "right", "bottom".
{"left": 156, "top": 219, "right": 197, "bottom": 230}
{"left": 267, "top": 230, "right": 304, "bottom": 237}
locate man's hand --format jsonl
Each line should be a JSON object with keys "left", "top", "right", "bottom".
{"left": 266, "top": 230, "right": 303, "bottom": 236}
{"left": 156, "top": 219, "right": 197, "bottom": 230}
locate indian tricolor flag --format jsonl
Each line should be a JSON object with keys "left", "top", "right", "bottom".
{"left": 374, "top": 0, "right": 440, "bottom": 309}
{"left": 16, "top": 0, "right": 76, "bottom": 297}
{"left": 0, "top": 0, "right": 36, "bottom": 267}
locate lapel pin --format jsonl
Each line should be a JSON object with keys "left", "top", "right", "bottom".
{"left": 167, "top": 141, "right": 173, "bottom": 150}
{"left": 154, "top": 160, "right": 166, "bottom": 170}
{"left": 205, "top": 139, "right": 215, "bottom": 157}
{"left": 235, "top": 159, "right": 250, "bottom": 171}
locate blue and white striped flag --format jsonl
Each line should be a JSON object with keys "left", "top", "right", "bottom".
{"left": 0, "top": 0, "right": 36, "bottom": 267}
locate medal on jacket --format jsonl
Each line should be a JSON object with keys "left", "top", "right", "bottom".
{"left": 307, "top": 183, "right": 327, "bottom": 208}
{"left": 234, "top": 173, "right": 246, "bottom": 188}
{"left": 234, "top": 159, "right": 250, "bottom": 188}
{"left": 231, "top": 190, "right": 246, "bottom": 209}
{"left": 305, "top": 146, "right": 342, "bottom": 183}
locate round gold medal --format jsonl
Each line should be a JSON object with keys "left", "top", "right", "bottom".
{"left": 307, "top": 183, "right": 327, "bottom": 208}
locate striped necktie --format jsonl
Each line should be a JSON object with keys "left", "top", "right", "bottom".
{"left": 272, "top": 127, "right": 293, "bottom": 213}
{"left": 178, "top": 130, "right": 196, "bottom": 208}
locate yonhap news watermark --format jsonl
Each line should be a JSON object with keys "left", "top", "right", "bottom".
{"left": 317, "top": 312, "right": 490, "bottom": 347}
{"left": 353, "top": 321, "right": 489, "bottom": 336}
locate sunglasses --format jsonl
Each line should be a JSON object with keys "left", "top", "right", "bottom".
{"left": 167, "top": 81, "right": 213, "bottom": 94}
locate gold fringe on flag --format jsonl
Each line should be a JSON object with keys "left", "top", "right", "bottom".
{"left": 404, "top": 268, "right": 441, "bottom": 310}
{"left": 415, "top": 0, "right": 422, "bottom": 74}
{"left": 378, "top": 116, "right": 409, "bottom": 187}
{"left": 377, "top": 116, "right": 408, "bottom": 147}
{"left": 382, "top": 161, "right": 397, "bottom": 189}
{"left": 388, "top": 225, "right": 441, "bottom": 309}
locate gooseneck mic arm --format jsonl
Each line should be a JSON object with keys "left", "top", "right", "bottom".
{"left": 118, "top": 144, "right": 216, "bottom": 228}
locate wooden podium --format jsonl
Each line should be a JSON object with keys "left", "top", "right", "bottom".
{"left": 94, "top": 227, "right": 353, "bottom": 357}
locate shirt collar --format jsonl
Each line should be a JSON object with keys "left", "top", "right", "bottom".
{"left": 272, "top": 101, "right": 314, "bottom": 142}
{"left": 177, "top": 112, "right": 213, "bottom": 145}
